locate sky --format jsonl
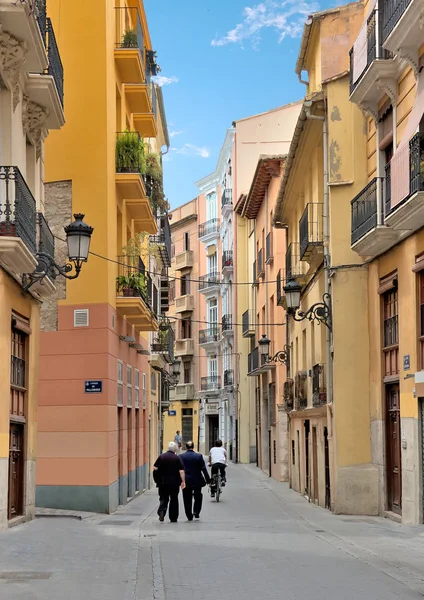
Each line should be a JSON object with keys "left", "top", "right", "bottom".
{"left": 145, "top": 0, "right": 336, "bottom": 209}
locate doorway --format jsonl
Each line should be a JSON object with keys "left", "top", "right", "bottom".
{"left": 135, "top": 409, "right": 140, "bottom": 492}
{"left": 324, "top": 427, "right": 331, "bottom": 509}
{"left": 127, "top": 409, "right": 132, "bottom": 499}
{"left": 182, "top": 408, "right": 193, "bottom": 446}
{"left": 8, "top": 423, "right": 24, "bottom": 520}
{"left": 304, "top": 420, "right": 310, "bottom": 497}
{"left": 312, "top": 427, "right": 318, "bottom": 504}
{"left": 385, "top": 384, "right": 402, "bottom": 514}
{"left": 208, "top": 415, "right": 219, "bottom": 451}
{"left": 118, "top": 407, "right": 124, "bottom": 504}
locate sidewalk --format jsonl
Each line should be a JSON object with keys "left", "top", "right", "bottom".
{"left": 242, "top": 463, "right": 424, "bottom": 595}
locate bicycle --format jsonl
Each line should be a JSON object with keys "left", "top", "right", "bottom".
{"left": 210, "top": 471, "right": 222, "bottom": 502}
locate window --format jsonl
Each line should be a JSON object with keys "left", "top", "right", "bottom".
{"left": 208, "top": 298, "right": 218, "bottom": 327}
{"left": 117, "top": 360, "right": 124, "bottom": 406}
{"left": 206, "top": 191, "right": 217, "bottom": 221}
{"left": 181, "top": 274, "right": 190, "bottom": 296}
{"left": 169, "top": 279, "right": 176, "bottom": 302}
{"left": 184, "top": 362, "right": 191, "bottom": 384}
{"left": 171, "top": 243, "right": 175, "bottom": 259}
{"left": 135, "top": 369, "right": 140, "bottom": 408}
{"left": 126, "top": 365, "right": 132, "bottom": 407}
{"left": 208, "top": 357, "right": 218, "bottom": 379}
{"left": 10, "top": 327, "right": 27, "bottom": 418}
{"left": 184, "top": 232, "right": 190, "bottom": 251}
{"left": 181, "top": 317, "right": 192, "bottom": 339}
{"left": 142, "top": 373, "right": 147, "bottom": 408}
{"left": 208, "top": 252, "right": 217, "bottom": 274}
{"left": 151, "top": 372, "right": 156, "bottom": 395}
{"left": 419, "top": 273, "right": 424, "bottom": 369}
{"left": 127, "top": 365, "right": 132, "bottom": 386}
{"left": 383, "top": 287, "right": 399, "bottom": 376}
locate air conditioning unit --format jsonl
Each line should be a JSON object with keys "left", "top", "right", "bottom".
{"left": 283, "top": 378, "right": 294, "bottom": 411}
{"left": 295, "top": 371, "right": 308, "bottom": 410}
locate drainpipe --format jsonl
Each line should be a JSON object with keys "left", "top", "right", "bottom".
{"left": 304, "top": 101, "right": 333, "bottom": 408}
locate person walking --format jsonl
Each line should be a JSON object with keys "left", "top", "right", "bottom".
{"left": 153, "top": 441, "right": 185, "bottom": 523}
{"left": 179, "top": 441, "right": 211, "bottom": 521}
{"left": 174, "top": 430, "right": 182, "bottom": 453}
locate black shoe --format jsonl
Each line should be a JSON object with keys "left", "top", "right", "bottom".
{"left": 170, "top": 520, "right": 178, "bottom": 523}
{"left": 187, "top": 517, "right": 193, "bottom": 521}
{"left": 158, "top": 512, "right": 165, "bottom": 522}
{"left": 194, "top": 514, "right": 200, "bottom": 519}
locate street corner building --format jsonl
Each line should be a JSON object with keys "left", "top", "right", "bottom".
{"left": 35, "top": 0, "right": 172, "bottom": 514}
{"left": 0, "top": 0, "right": 66, "bottom": 527}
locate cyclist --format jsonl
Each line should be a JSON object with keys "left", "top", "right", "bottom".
{"left": 208, "top": 440, "right": 227, "bottom": 497}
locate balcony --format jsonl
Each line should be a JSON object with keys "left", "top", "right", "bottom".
{"left": 382, "top": 0, "right": 423, "bottom": 56}
{"left": 0, "top": 166, "right": 37, "bottom": 274}
{"left": 116, "top": 255, "right": 157, "bottom": 332}
{"left": 286, "top": 242, "right": 308, "bottom": 284}
{"left": 174, "top": 294, "right": 195, "bottom": 313}
{"left": 150, "top": 214, "right": 171, "bottom": 266}
{"left": 299, "top": 203, "right": 324, "bottom": 267}
{"left": 257, "top": 248, "right": 265, "bottom": 278}
{"left": 114, "top": 5, "right": 146, "bottom": 84}
{"left": 252, "top": 260, "right": 258, "bottom": 287}
{"left": 151, "top": 328, "right": 175, "bottom": 365}
{"left": 224, "top": 369, "right": 234, "bottom": 387}
{"left": 133, "top": 83, "right": 158, "bottom": 139}
{"left": 312, "top": 363, "right": 327, "bottom": 407}
{"left": 222, "top": 314, "right": 233, "bottom": 336}
{"left": 276, "top": 269, "right": 287, "bottom": 309}
{"left": 199, "top": 326, "right": 220, "bottom": 349}
{"left": 175, "top": 250, "right": 194, "bottom": 270}
{"left": 221, "top": 188, "right": 233, "bottom": 213}
{"left": 385, "top": 133, "right": 424, "bottom": 234}
{"left": 115, "top": 133, "right": 156, "bottom": 235}
{"left": 199, "top": 272, "right": 220, "bottom": 295}
{"left": 266, "top": 232, "right": 273, "bottom": 264}
{"left": 27, "top": 16, "right": 65, "bottom": 129}
{"left": 33, "top": 212, "right": 56, "bottom": 297}
{"left": 175, "top": 338, "right": 194, "bottom": 357}
{"left": 351, "top": 178, "right": 398, "bottom": 257}
{"left": 242, "top": 309, "right": 256, "bottom": 338}
{"left": 349, "top": 9, "right": 396, "bottom": 111}
{"left": 222, "top": 250, "right": 233, "bottom": 275}
{"left": 247, "top": 347, "right": 272, "bottom": 376}
{"left": 198, "top": 218, "right": 220, "bottom": 242}
{"left": 171, "top": 383, "right": 195, "bottom": 402}
{"left": 200, "top": 376, "right": 221, "bottom": 393}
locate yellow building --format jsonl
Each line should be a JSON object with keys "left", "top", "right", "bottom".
{"left": 349, "top": 0, "right": 424, "bottom": 523}
{"left": 36, "top": 0, "right": 171, "bottom": 513}
{"left": 273, "top": 3, "right": 380, "bottom": 514}
{"left": 0, "top": 0, "right": 65, "bottom": 526}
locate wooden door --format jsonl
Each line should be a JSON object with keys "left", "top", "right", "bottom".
{"left": 312, "top": 427, "right": 318, "bottom": 504}
{"left": 8, "top": 424, "right": 24, "bottom": 520}
{"left": 324, "top": 427, "right": 331, "bottom": 509}
{"left": 304, "top": 420, "right": 310, "bottom": 497}
{"left": 386, "top": 384, "right": 402, "bottom": 514}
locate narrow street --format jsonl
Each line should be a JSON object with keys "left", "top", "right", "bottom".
{"left": 1, "top": 465, "right": 424, "bottom": 599}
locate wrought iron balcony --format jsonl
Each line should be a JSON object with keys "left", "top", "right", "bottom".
{"left": 151, "top": 327, "right": 175, "bottom": 364}
{"left": 257, "top": 248, "right": 264, "bottom": 277}
{"left": 36, "top": 212, "right": 55, "bottom": 276}
{"left": 351, "top": 178, "right": 381, "bottom": 245}
{"left": 248, "top": 347, "right": 259, "bottom": 375}
{"left": 45, "top": 18, "right": 64, "bottom": 107}
{"left": 276, "top": 269, "right": 286, "bottom": 307}
{"left": 36, "top": 0, "right": 47, "bottom": 44}
{"left": 224, "top": 369, "right": 234, "bottom": 387}
{"left": 200, "top": 376, "right": 221, "bottom": 392}
{"left": 221, "top": 188, "right": 233, "bottom": 208}
{"left": 286, "top": 242, "right": 308, "bottom": 281}
{"left": 0, "top": 166, "right": 37, "bottom": 256}
{"left": 199, "top": 271, "right": 220, "bottom": 292}
{"left": 382, "top": 0, "right": 421, "bottom": 53}
{"left": 222, "top": 314, "right": 233, "bottom": 333}
{"left": 114, "top": 5, "right": 144, "bottom": 55}
{"left": 222, "top": 250, "right": 233, "bottom": 270}
{"left": 266, "top": 232, "right": 273, "bottom": 264}
{"left": 116, "top": 255, "right": 150, "bottom": 305}
{"left": 299, "top": 203, "right": 324, "bottom": 261}
{"left": 382, "top": 0, "right": 411, "bottom": 40}
{"left": 312, "top": 363, "right": 326, "bottom": 407}
{"left": 199, "top": 326, "right": 220, "bottom": 345}
{"left": 198, "top": 218, "right": 220, "bottom": 239}
{"left": 150, "top": 214, "right": 171, "bottom": 266}
{"left": 242, "top": 309, "right": 255, "bottom": 338}
{"left": 116, "top": 132, "right": 144, "bottom": 173}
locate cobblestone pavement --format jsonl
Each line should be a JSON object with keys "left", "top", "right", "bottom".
{"left": 2, "top": 464, "right": 424, "bottom": 599}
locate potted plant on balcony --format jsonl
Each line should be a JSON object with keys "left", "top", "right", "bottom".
{"left": 122, "top": 29, "right": 138, "bottom": 48}
{"left": 116, "top": 131, "right": 145, "bottom": 174}
{"left": 116, "top": 272, "right": 147, "bottom": 298}
{"left": 144, "top": 153, "right": 170, "bottom": 213}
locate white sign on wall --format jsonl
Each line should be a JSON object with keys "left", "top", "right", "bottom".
{"left": 205, "top": 402, "right": 219, "bottom": 415}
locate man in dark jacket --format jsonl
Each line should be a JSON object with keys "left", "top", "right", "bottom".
{"left": 179, "top": 441, "right": 211, "bottom": 521}
{"left": 153, "top": 442, "right": 186, "bottom": 523}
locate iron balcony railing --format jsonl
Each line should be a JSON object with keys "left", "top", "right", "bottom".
{"left": 114, "top": 5, "right": 144, "bottom": 58}
{"left": 382, "top": 0, "right": 412, "bottom": 42}
{"left": 224, "top": 369, "right": 234, "bottom": 387}
{"left": 312, "top": 363, "right": 327, "bottom": 407}
{"left": 410, "top": 132, "right": 424, "bottom": 197}
{"left": 222, "top": 314, "right": 233, "bottom": 332}
{"left": 299, "top": 203, "right": 324, "bottom": 260}
{"left": 199, "top": 271, "right": 220, "bottom": 291}
{"left": 117, "top": 255, "right": 151, "bottom": 308}
{"left": 285, "top": 242, "right": 305, "bottom": 279}
{"left": 116, "top": 131, "right": 144, "bottom": 173}
{"left": 36, "top": 0, "right": 47, "bottom": 44}
{"left": 198, "top": 218, "right": 219, "bottom": 238}
{"left": 266, "top": 232, "right": 273, "bottom": 263}
{"left": 151, "top": 327, "right": 175, "bottom": 363}
{"left": 253, "top": 260, "right": 258, "bottom": 285}
{"left": 0, "top": 166, "right": 37, "bottom": 255}
{"left": 222, "top": 250, "right": 233, "bottom": 268}
{"left": 36, "top": 212, "right": 55, "bottom": 276}
{"left": 222, "top": 188, "right": 233, "bottom": 207}
{"left": 199, "top": 326, "right": 220, "bottom": 345}
{"left": 257, "top": 248, "right": 264, "bottom": 277}
{"left": 150, "top": 82, "right": 157, "bottom": 119}
{"left": 385, "top": 162, "right": 391, "bottom": 215}
{"left": 150, "top": 214, "right": 171, "bottom": 266}
{"left": 201, "top": 376, "right": 221, "bottom": 391}
{"left": 46, "top": 18, "right": 64, "bottom": 107}
{"left": 349, "top": 9, "right": 392, "bottom": 94}
{"left": 248, "top": 347, "right": 259, "bottom": 374}
{"left": 351, "top": 178, "right": 382, "bottom": 245}
{"left": 242, "top": 309, "right": 255, "bottom": 337}
{"left": 276, "top": 269, "right": 286, "bottom": 305}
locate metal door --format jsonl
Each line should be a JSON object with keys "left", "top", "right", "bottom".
{"left": 8, "top": 424, "right": 24, "bottom": 520}
{"left": 386, "top": 384, "right": 402, "bottom": 514}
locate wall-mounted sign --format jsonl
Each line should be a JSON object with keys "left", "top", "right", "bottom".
{"left": 205, "top": 402, "right": 219, "bottom": 415}
{"left": 168, "top": 410, "right": 177, "bottom": 416}
{"left": 404, "top": 355, "right": 410, "bottom": 371}
{"left": 84, "top": 380, "right": 103, "bottom": 394}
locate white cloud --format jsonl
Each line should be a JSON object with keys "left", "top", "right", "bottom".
{"left": 174, "top": 144, "right": 210, "bottom": 159}
{"left": 169, "top": 130, "right": 183, "bottom": 138}
{"left": 152, "top": 75, "right": 179, "bottom": 86}
{"left": 211, "top": 0, "right": 318, "bottom": 49}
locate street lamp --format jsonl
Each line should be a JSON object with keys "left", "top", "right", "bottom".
{"left": 171, "top": 359, "right": 181, "bottom": 383}
{"left": 258, "top": 334, "right": 290, "bottom": 367}
{"left": 23, "top": 213, "right": 94, "bottom": 291}
{"left": 283, "top": 276, "right": 332, "bottom": 331}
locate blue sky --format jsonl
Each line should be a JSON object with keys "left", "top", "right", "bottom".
{"left": 145, "top": 0, "right": 335, "bottom": 209}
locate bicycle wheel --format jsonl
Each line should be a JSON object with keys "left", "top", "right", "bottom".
{"left": 216, "top": 474, "right": 221, "bottom": 502}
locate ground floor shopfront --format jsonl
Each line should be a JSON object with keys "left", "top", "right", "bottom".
{"left": 36, "top": 303, "right": 151, "bottom": 513}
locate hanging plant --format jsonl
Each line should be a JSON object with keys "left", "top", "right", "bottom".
{"left": 116, "top": 131, "right": 146, "bottom": 174}
{"left": 144, "top": 153, "right": 170, "bottom": 213}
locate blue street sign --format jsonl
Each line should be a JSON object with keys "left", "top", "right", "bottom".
{"left": 404, "top": 355, "right": 410, "bottom": 371}
{"left": 168, "top": 410, "right": 177, "bottom": 416}
{"left": 84, "top": 380, "right": 103, "bottom": 394}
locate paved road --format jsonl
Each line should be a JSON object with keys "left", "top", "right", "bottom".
{"left": 1, "top": 464, "right": 424, "bottom": 599}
